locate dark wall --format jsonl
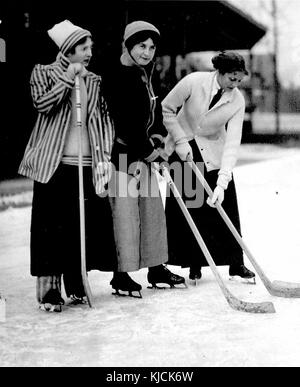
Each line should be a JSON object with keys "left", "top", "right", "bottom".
{"left": 1, "top": 1, "right": 125, "bottom": 180}
{"left": 0, "top": 0, "right": 265, "bottom": 180}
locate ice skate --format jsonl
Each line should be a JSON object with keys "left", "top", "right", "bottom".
{"left": 39, "top": 303, "right": 62, "bottom": 313}
{"left": 38, "top": 289, "right": 65, "bottom": 313}
{"left": 189, "top": 266, "right": 202, "bottom": 286}
{"left": 110, "top": 272, "right": 142, "bottom": 298}
{"left": 69, "top": 294, "right": 88, "bottom": 305}
{"left": 147, "top": 265, "right": 187, "bottom": 289}
{"left": 229, "top": 264, "right": 256, "bottom": 284}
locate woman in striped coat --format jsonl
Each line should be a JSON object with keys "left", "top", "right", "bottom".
{"left": 18, "top": 20, "right": 117, "bottom": 312}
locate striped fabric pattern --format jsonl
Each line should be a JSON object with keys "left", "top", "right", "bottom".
{"left": 60, "top": 29, "right": 91, "bottom": 54}
{"left": 18, "top": 53, "right": 114, "bottom": 194}
{"left": 61, "top": 155, "right": 92, "bottom": 166}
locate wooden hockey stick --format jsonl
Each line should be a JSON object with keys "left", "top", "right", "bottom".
{"left": 188, "top": 159, "right": 300, "bottom": 298}
{"left": 75, "top": 75, "right": 93, "bottom": 307}
{"left": 161, "top": 165, "right": 275, "bottom": 314}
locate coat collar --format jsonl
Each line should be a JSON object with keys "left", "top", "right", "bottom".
{"left": 86, "top": 75, "right": 100, "bottom": 121}
{"left": 55, "top": 52, "right": 99, "bottom": 84}
{"left": 208, "top": 71, "right": 236, "bottom": 109}
{"left": 120, "top": 48, "right": 155, "bottom": 82}
{"left": 120, "top": 48, "right": 136, "bottom": 67}
{"left": 56, "top": 52, "right": 71, "bottom": 71}
{"left": 53, "top": 52, "right": 100, "bottom": 119}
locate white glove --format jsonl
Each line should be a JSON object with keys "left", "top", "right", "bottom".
{"left": 207, "top": 185, "right": 224, "bottom": 208}
{"left": 96, "top": 161, "right": 112, "bottom": 180}
{"left": 175, "top": 142, "right": 193, "bottom": 161}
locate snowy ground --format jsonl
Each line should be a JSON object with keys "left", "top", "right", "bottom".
{"left": 1, "top": 144, "right": 300, "bottom": 367}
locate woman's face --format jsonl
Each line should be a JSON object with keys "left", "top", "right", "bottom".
{"left": 217, "top": 71, "right": 246, "bottom": 91}
{"left": 130, "top": 38, "right": 156, "bottom": 66}
{"left": 67, "top": 37, "right": 93, "bottom": 67}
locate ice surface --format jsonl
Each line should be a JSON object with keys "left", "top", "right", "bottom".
{"left": 1, "top": 146, "right": 300, "bottom": 367}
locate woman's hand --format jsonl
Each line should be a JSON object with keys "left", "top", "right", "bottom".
{"left": 66, "top": 63, "right": 87, "bottom": 79}
{"left": 207, "top": 185, "right": 224, "bottom": 208}
{"left": 175, "top": 142, "right": 193, "bottom": 161}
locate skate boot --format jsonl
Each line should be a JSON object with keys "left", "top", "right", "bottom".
{"left": 189, "top": 265, "right": 202, "bottom": 285}
{"left": 69, "top": 294, "right": 88, "bottom": 305}
{"left": 229, "top": 264, "right": 256, "bottom": 284}
{"left": 39, "top": 289, "right": 65, "bottom": 313}
{"left": 147, "top": 265, "right": 187, "bottom": 289}
{"left": 63, "top": 272, "right": 86, "bottom": 305}
{"left": 110, "top": 272, "right": 142, "bottom": 298}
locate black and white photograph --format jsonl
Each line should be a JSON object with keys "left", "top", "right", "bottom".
{"left": 1, "top": 0, "right": 300, "bottom": 370}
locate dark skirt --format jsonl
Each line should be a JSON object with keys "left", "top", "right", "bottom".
{"left": 30, "top": 164, "right": 117, "bottom": 278}
{"left": 165, "top": 139, "right": 244, "bottom": 268}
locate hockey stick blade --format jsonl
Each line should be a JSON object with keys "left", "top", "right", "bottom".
{"left": 268, "top": 281, "right": 300, "bottom": 298}
{"left": 162, "top": 166, "right": 275, "bottom": 314}
{"left": 188, "top": 159, "right": 300, "bottom": 299}
{"left": 224, "top": 287, "right": 275, "bottom": 314}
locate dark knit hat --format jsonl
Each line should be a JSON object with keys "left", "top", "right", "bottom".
{"left": 123, "top": 20, "right": 160, "bottom": 47}
{"left": 48, "top": 20, "right": 91, "bottom": 55}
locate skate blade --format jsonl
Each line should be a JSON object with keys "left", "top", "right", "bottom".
{"left": 39, "top": 303, "right": 62, "bottom": 313}
{"left": 177, "top": 282, "right": 188, "bottom": 289}
{"left": 112, "top": 289, "right": 142, "bottom": 299}
{"left": 147, "top": 284, "right": 167, "bottom": 290}
{"left": 189, "top": 278, "right": 201, "bottom": 286}
{"left": 229, "top": 275, "right": 256, "bottom": 285}
{"left": 148, "top": 282, "right": 188, "bottom": 290}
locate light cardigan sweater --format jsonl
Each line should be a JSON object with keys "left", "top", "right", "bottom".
{"left": 162, "top": 71, "right": 245, "bottom": 189}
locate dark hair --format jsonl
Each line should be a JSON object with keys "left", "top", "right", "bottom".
{"left": 212, "top": 51, "right": 248, "bottom": 75}
{"left": 64, "top": 36, "right": 91, "bottom": 56}
{"left": 125, "top": 30, "right": 160, "bottom": 52}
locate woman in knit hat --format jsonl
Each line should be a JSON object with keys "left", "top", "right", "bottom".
{"left": 18, "top": 20, "right": 117, "bottom": 312}
{"left": 162, "top": 51, "right": 255, "bottom": 283}
{"left": 105, "top": 20, "right": 185, "bottom": 297}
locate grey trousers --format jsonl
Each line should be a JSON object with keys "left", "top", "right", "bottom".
{"left": 109, "top": 163, "right": 168, "bottom": 272}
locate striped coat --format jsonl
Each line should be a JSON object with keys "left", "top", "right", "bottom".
{"left": 18, "top": 53, "right": 114, "bottom": 194}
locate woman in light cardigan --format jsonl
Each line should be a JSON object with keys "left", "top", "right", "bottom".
{"left": 162, "top": 51, "right": 255, "bottom": 282}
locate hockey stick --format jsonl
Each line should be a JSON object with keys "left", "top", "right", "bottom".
{"left": 75, "top": 75, "right": 93, "bottom": 307}
{"left": 161, "top": 165, "right": 275, "bottom": 314}
{"left": 188, "top": 158, "right": 300, "bottom": 298}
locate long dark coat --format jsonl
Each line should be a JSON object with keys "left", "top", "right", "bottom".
{"left": 104, "top": 62, "right": 169, "bottom": 272}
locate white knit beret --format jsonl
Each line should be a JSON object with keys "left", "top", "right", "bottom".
{"left": 48, "top": 20, "right": 91, "bottom": 54}
{"left": 123, "top": 20, "right": 160, "bottom": 43}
